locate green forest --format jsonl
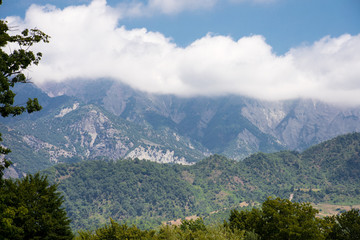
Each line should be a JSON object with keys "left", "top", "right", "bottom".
{"left": 2, "top": 175, "right": 360, "bottom": 240}
{"left": 36, "top": 132, "right": 360, "bottom": 231}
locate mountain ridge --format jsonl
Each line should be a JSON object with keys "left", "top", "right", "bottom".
{"left": 2, "top": 79, "right": 360, "bottom": 175}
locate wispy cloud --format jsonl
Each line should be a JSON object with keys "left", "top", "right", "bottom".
{"left": 116, "top": 0, "right": 275, "bottom": 17}
{"left": 229, "top": 0, "right": 278, "bottom": 4}
{"left": 145, "top": 0, "right": 217, "bottom": 14}
{"left": 6, "top": 0, "right": 360, "bottom": 105}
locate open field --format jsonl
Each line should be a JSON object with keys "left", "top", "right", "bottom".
{"left": 313, "top": 203, "right": 360, "bottom": 217}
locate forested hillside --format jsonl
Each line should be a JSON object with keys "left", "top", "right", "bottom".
{"left": 42, "top": 132, "right": 360, "bottom": 231}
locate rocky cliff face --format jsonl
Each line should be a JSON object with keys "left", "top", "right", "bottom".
{"left": 2, "top": 80, "right": 360, "bottom": 174}
{"left": 241, "top": 99, "right": 360, "bottom": 150}
{"left": 1, "top": 96, "right": 206, "bottom": 175}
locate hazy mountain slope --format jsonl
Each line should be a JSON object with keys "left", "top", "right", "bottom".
{"left": 2, "top": 101, "right": 206, "bottom": 174}
{"left": 42, "top": 133, "right": 360, "bottom": 230}
{"left": 3, "top": 80, "right": 360, "bottom": 175}
{"left": 42, "top": 79, "right": 360, "bottom": 156}
{"left": 241, "top": 98, "right": 360, "bottom": 149}
{"left": 301, "top": 132, "right": 360, "bottom": 184}
{"left": 1, "top": 84, "right": 207, "bottom": 175}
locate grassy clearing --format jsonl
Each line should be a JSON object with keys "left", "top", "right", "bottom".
{"left": 312, "top": 203, "right": 360, "bottom": 217}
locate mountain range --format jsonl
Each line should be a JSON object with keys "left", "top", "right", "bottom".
{"left": 2, "top": 79, "right": 360, "bottom": 175}
{"left": 41, "top": 132, "right": 360, "bottom": 230}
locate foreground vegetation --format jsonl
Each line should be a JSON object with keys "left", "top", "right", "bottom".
{"left": 0, "top": 174, "right": 74, "bottom": 239}
{"left": 74, "top": 197, "right": 360, "bottom": 240}
{"left": 1, "top": 174, "right": 359, "bottom": 240}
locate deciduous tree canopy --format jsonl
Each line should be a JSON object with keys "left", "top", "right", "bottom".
{"left": 0, "top": 0, "right": 49, "bottom": 179}
{"left": 0, "top": 3, "right": 72, "bottom": 239}
{"left": 228, "top": 197, "right": 325, "bottom": 240}
{"left": 0, "top": 173, "right": 73, "bottom": 239}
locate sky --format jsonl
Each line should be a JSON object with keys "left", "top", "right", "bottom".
{"left": 1, "top": 0, "right": 360, "bottom": 105}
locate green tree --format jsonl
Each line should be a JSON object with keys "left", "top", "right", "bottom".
{"left": 0, "top": 173, "right": 73, "bottom": 239}
{"left": 179, "top": 218, "right": 207, "bottom": 233}
{"left": 76, "top": 219, "right": 156, "bottom": 240}
{"left": 228, "top": 207, "right": 262, "bottom": 235}
{"left": 228, "top": 197, "right": 325, "bottom": 240}
{"left": 0, "top": 0, "right": 49, "bottom": 178}
{"left": 327, "top": 208, "right": 360, "bottom": 240}
{"left": 0, "top": 2, "right": 72, "bottom": 239}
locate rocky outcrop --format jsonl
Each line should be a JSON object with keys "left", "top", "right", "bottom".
{"left": 3, "top": 81, "right": 360, "bottom": 174}
{"left": 126, "top": 145, "right": 190, "bottom": 165}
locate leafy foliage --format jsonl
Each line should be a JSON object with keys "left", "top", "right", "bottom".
{"left": 228, "top": 197, "right": 324, "bottom": 240}
{"left": 0, "top": 15, "right": 48, "bottom": 117}
{"left": 227, "top": 198, "right": 360, "bottom": 240}
{"left": 75, "top": 198, "right": 360, "bottom": 240}
{"left": 75, "top": 217, "right": 245, "bottom": 240}
{"left": 77, "top": 219, "right": 156, "bottom": 240}
{"left": 327, "top": 208, "right": 360, "bottom": 240}
{"left": 0, "top": 12, "right": 72, "bottom": 239}
{"left": 0, "top": 1, "right": 49, "bottom": 177}
{"left": 0, "top": 173, "right": 73, "bottom": 239}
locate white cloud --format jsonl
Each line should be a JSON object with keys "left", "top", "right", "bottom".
{"left": 6, "top": 0, "right": 360, "bottom": 105}
{"left": 116, "top": 0, "right": 217, "bottom": 17}
{"left": 116, "top": 0, "right": 275, "bottom": 17}
{"left": 148, "top": 0, "right": 217, "bottom": 14}
{"left": 229, "top": 0, "right": 277, "bottom": 4}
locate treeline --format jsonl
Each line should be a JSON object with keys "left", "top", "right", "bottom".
{"left": 75, "top": 197, "right": 360, "bottom": 240}
{"left": 1, "top": 173, "right": 359, "bottom": 240}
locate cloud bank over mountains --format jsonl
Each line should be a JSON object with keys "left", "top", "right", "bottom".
{"left": 6, "top": 0, "right": 360, "bottom": 105}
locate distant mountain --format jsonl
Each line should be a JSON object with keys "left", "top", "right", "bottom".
{"left": 41, "top": 80, "right": 285, "bottom": 158}
{"left": 2, "top": 80, "right": 360, "bottom": 175}
{"left": 2, "top": 85, "right": 206, "bottom": 176}
{"left": 42, "top": 132, "right": 360, "bottom": 230}
{"left": 42, "top": 79, "right": 360, "bottom": 152}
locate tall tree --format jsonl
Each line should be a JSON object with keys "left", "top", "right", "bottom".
{"left": 326, "top": 208, "right": 360, "bottom": 240}
{"left": 0, "top": 2, "right": 73, "bottom": 239}
{"left": 228, "top": 197, "right": 325, "bottom": 240}
{"left": 0, "top": 173, "right": 74, "bottom": 239}
{"left": 0, "top": 0, "right": 49, "bottom": 178}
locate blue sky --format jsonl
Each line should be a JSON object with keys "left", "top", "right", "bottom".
{"left": 1, "top": 0, "right": 359, "bottom": 53}
{"left": 1, "top": 0, "right": 360, "bottom": 105}
{"left": 120, "top": 0, "right": 360, "bottom": 54}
